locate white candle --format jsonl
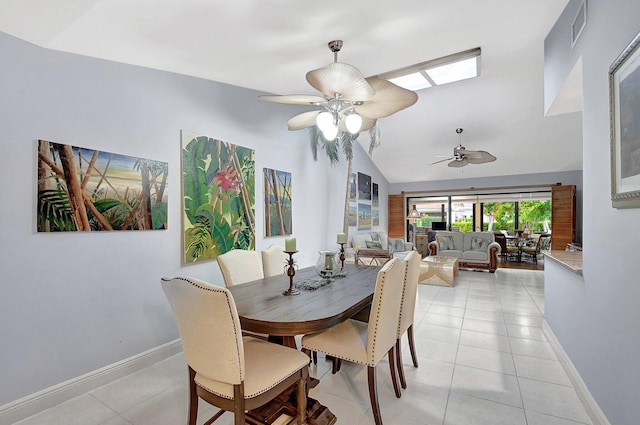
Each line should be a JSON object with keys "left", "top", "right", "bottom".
{"left": 285, "top": 237, "right": 297, "bottom": 252}
{"left": 337, "top": 233, "right": 347, "bottom": 244}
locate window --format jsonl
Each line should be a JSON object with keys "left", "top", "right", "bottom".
{"left": 377, "top": 48, "right": 481, "bottom": 91}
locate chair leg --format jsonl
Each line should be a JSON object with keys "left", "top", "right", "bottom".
{"left": 188, "top": 367, "right": 198, "bottom": 425}
{"left": 296, "top": 376, "right": 307, "bottom": 425}
{"left": 396, "top": 339, "right": 407, "bottom": 390}
{"left": 388, "top": 347, "right": 401, "bottom": 398}
{"left": 407, "top": 324, "right": 419, "bottom": 368}
{"left": 367, "top": 366, "right": 383, "bottom": 425}
{"left": 233, "top": 384, "right": 245, "bottom": 425}
{"left": 312, "top": 351, "right": 318, "bottom": 364}
{"left": 331, "top": 358, "right": 342, "bottom": 374}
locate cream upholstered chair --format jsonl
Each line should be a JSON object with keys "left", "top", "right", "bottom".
{"left": 261, "top": 244, "right": 286, "bottom": 278}
{"left": 301, "top": 259, "right": 406, "bottom": 425}
{"left": 395, "top": 250, "right": 421, "bottom": 390}
{"left": 161, "top": 276, "right": 309, "bottom": 425}
{"left": 217, "top": 249, "right": 263, "bottom": 287}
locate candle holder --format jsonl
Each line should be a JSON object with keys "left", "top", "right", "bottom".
{"left": 283, "top": 251, "right": 300, "bottom": 296}
{"left": 338, "top": 243, "right": 346, "bottom": 270}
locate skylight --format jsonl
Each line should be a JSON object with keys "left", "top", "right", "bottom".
{"left": 377, "top": 48, "right": 481, "bottom": 91}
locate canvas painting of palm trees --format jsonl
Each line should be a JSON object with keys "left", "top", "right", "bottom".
{"left": 263, "top": 168, "right": 292, "bottom": 237}
{"left": 181, "top": 131, "right": 255, "bottom": 263}
{"left": 37, "top": 140, "right": 168, "bottom": 232}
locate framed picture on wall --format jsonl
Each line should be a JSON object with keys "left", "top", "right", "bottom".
{"left": 610, "top": 30, "right": 640, "bottom": 208}
{"left": 358, "top": 172, "right": 371, "bottom": 200}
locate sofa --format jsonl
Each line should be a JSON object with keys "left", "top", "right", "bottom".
{"left": 428, "top": 231, "right": 500, "bottom": 272}
{"left": 347, "top": 231, "right": 414, "bottom": 264}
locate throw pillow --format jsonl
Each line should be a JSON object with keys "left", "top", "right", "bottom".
{"left": 365, "top": 240, "right": 383, "bottom": 249}
{"left": 437, "top": 235, "right": 455, "bottom": 251}
{"left": 388, "top": 238, "right": 405, "bottom": 252}
{"left": 471, "top": 236, "right": 488, "bottom": 252}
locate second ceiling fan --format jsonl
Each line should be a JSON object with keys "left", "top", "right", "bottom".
{"left": 431, "top": 128, "right": 497, "bottom": 168}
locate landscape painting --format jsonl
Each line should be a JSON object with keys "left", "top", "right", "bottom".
{"left": 264, "top": 168, "right": 292, "bottom": 237}
{"left": 182, "top": 131, "right": 255, "bottom": 263}
{"left": 358, "top": 172, "right": 371, "bottom": 200}
{"left": 372, "top": 183, "right": 379, "bottom": 207}
{"left": 349, "top": 172, "right": 357, "bottom": 201}
{"left": 37, "top": 140, "right": 168, "bottom": 232}
{"left": 348, "top": 203, "right": 357, "bottom": 226}
{"left": 358, "top": 203, "right": 372, "bottom": 230}
{"left": 372, "top": 208, "right": 380, "bottom": 226}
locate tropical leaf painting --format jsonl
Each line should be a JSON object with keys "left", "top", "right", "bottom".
{"left": 37, "top": 140, "right": 168, "bottom": 232}
{"left": 263, "top": 168, "right": 292, "bottom": 237}
{"left": 181, "top": 131, "right": 255, "bottom": 262}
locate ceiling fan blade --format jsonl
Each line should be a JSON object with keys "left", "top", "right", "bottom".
{"left": 287, "top": 110, "right": 320, "bottom": 131}
{"left": 448, "top": 158, "right": 469, "bottom": 168}
{"left": 429, "top": 157, "right": 454, "bottom": 165}
{"left": 458, "top": 149, "right": 497, "bottom": 164}
{"left": 306, "top": 62, "right": 375, "bottom": 101}
{"left": 355, "top": 77, "right": 419, "bottom": 119}
{"left": 259, "top": 94, "right": 326, "bottom": 105}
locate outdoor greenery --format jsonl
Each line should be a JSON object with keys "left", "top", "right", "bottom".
{"left": 483, "top": 200, "right": 551, "bottom": 232}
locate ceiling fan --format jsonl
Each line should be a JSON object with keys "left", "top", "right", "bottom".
{"left": 259, "top": 40, "right": 418, "bottom": 139}
{"left": 431, "top": 128, "right": 497, "bottom": 168}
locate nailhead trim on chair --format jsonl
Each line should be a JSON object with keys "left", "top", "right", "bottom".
{"left": 196, "top": 365, "right": 305, "bottom": 399}
{"left": 170, "top": 277, "right": 244, "bottom": 381}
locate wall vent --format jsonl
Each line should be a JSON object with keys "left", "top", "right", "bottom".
{"left": 571, "top": 0, "right": 587, "bottom": 48}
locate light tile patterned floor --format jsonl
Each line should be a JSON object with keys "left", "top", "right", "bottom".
{"left": 14, "top": 268, "right": 593, "bottom": 425}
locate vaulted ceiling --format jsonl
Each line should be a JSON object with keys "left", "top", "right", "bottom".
{"left": 0, "top": 0, "right": 581, "bottom": 183}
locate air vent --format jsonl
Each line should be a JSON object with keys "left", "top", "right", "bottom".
{"left": 571, "top": 0, "right": 587, "bottom": 48}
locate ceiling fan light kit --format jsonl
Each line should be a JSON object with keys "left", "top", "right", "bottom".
{"left": 259, "top": 40, "right": 418, "bottom": 140}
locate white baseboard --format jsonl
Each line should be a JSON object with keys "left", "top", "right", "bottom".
{"left": 0, "top": 339, "right": 182, "bottom": 425}
{"left": 542, "top": 321, "right": 611, "bottom": 425}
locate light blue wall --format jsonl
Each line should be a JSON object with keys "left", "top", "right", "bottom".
{"left": 544, "top": 1, "right": 640, "bottom": 424}
{"left": 0, "top": 31, "right": 388, "bottom": 406}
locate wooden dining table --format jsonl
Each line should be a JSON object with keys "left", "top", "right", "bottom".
{"left": 228, "top": 263, "right": 381, "bottom": 425}
{"left": 228, "top": 263, "right": 381, "bottom": 349}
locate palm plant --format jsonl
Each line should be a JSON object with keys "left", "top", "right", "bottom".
{"left": 309, "top": 125, "right": 381, "bottom": 235}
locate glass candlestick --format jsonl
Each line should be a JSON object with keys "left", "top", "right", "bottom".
{"left": 283, "top": 251, "right": 300, "bottom": 296}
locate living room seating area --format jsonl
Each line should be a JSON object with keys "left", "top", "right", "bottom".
{"left": 428, "top": 231, "right": 500, "bottom": 273}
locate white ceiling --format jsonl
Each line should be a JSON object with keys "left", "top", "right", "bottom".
{"left": 0, "top": 0, "right": 582, "bottom": 183}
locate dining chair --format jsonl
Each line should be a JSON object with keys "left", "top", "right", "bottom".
{"left": 261, "top": 244, "right": 286, "bottom": 278}
{"left": 521, "top": 234, "right": 550, "bottom": 263}
{"left": 217, "top": 249, "right": 264, "bottom": 287}
{"left": 395, "top": 250, "right": 421, "bottom": 391}
{"left": 301, "top": 258, "right": 407, "bottom": 425}
{"left": 161, "top": 276, "right": 309, "bottom": 425}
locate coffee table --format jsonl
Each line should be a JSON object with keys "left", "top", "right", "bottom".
{"left": 420, "top": 255, "right": 459, "bottom": 286}
{"left": 354, "top": 248, "right": 392, "bottom": 266}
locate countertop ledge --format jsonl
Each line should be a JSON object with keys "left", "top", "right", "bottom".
{"left": 543, "top": 250, "right": 583, "bottom": 275}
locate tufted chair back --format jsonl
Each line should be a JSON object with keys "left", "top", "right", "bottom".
{"left": 261, "top": 245, "right": 286, "bottom": 278}
{"left": 161, "top": 277, "right": 244, "bottom": 385}
{"left": 217, "top": 249, "right": 263, "bottom": 287}
{"left": 366, "top": 258, "right": 406, "bottom": 366}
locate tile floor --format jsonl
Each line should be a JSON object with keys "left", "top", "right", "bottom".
{"left": 14, "top": 268, "right": 593, "bottom": 425}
